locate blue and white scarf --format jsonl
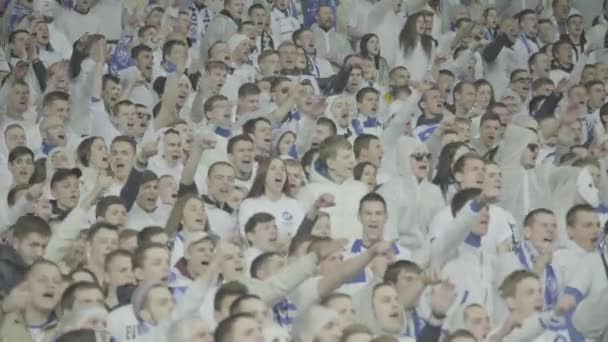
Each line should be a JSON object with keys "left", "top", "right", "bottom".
{"left": 516, "top": 241, "right": 559, "bottom": 309}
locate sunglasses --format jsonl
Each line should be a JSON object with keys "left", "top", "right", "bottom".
{"left": 411, "top": 153, "right": 431, "bottom": 161}
{"left": 527, "top": 143, "right": 539, "bottom": 152}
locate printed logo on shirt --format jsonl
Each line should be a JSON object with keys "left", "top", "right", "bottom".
{"left": 125, "top": 325, "right": 138, "bottom": 340}
{"left": 281, "top": 211, "right": 293, "bottom": 222}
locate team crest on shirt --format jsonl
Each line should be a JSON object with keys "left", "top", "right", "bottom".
{"left": 282, "top": 211, "right": 293, "bottom": 222}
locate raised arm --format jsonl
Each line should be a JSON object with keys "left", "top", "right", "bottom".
{"left": 431, "top": 200, "right": 485, "bottom": 267}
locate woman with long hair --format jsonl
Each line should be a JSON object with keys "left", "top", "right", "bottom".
{"left": 359, "top": 33, "right": 390, "bottom": 85}
{"left": 394, "top": 11, "right": 436, "bottom": 82}
{"left": 432, "top": 141, "right": 471, "bottom": 202}
{"left": 165, "top": 193, "right": 211, "bottom": 266}
{"left": 238, "top": 158, "right": 304, "bottom": 240}
{"left": 76, "top": 136, "right": 109, "bottom": 197}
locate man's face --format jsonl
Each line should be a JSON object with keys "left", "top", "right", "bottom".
{"left": 359, "top": 201, "right": 387, "bottom": 243}
{"left": 316, "top": 6, "right": 334, "bottom": 29}
{"left": 27, "top": 263, "right": 62, "bottom": 312}
{"left": 103, "top": 81, "right": 121, "bottom": 107}
{"left": 250, "top": 8, "right": 267, "bottom": 32}
{"left": 567, "top": 15, "right": 583, "bottom": 36}
{"left": 185, "top": 240, "right": 214, "bottom": 277}
{"left": 207, "top": 164, "right": 235, "bottom": 203}
{"left": 142, "top": 286, "right": 175, "bottom": 324}
{"left": 233, "top": 40, "right": 252, "bottom": 64}
{"left": 137, "top": 247, "right": 171, "bottom": 284}
{"left": 46, "top": 99, "right": 71, "bottom": 123}
{"left": 229, "top": 140, "right": 254, "bottom": 175}
{"left": 327, "top": 147, "right": 356, "bottom": 180}
{"left": 481, "top": 163, "right": 502, "bottom": 200}
{"left": 521, "top": 13, "right": 538, "bottom": 35}
{"left": 238, "top": 298, "right": 271, "bottom": 326}
{"left": 326, "top": 296, "right": 355, "bottom": 329}
{"left": 11, "top": 32, "right": 30, "bottom": 56}
{"left": 110, "top": 141, "right": 135, "bottom": 179}
{"left": 553, "top": 0, "right": 570, "bottom": 19}
{"left": 163, "top": 132, "right": 182, "bottom": 164}
{"left": 73, "top": 288, "right": 105, "bottom": 309}
{"left": 278, "top": 45, "right": 296, "bottom": 70}
{"left": 364, "top": 139, "right": 383, "bottom": 166}
{"left": 357, "top": 92, "right": 379, "bottom": 116}
{"left": 250, "top": 121, "right": 272, "bottom": 153}
{"left": 88, "top": 228, "right": 119, "bottom": 269}
{"left": 390, "top": 68, "right": 410, "bottom": 88}
{"left": 52, "top": 175, "right": 80, "bottom": 209}
{"left": 296, "top": 30, "right": 315, "bottom": 53}
{"left": 9, "top": 84, "right": 30, "bottom": 114}
{"left": 231, "top": 317, "right": 265, "bottom": 342}
{"left": 42, "top": 116, "right": 67, "bottom": 147}
{"left": 9, "top": 154, "right": 34, "bottom": 185}
{"left": 113, "top": 104, "right": 137, "bottom": 136}
{"left": 456, "top": 84, "right": 476, "bottom": 112}
{"left": 520, "top": 142, "right": 539, "bottom": 169}
{"left": 136, "top": 50, "right": 154, "bottom": 81}
{"left": 524, "top": 212, "right": 557, "bottom": 252}
{"left": 167, "top": 44, "right": 188, "bottom": 68}
{"left": 568, "top": 211, "right": 601, "bottom": 252}
{"left": 455, "top": 158, "right": 484, "bottom": 189}
{"left": 510, "top": 277, "right": 543, "bottom": 318}
{"left": 4, "top": 126, "right": 27, "bottom": 152}
{"left": 480, "top": 119, "right": 501, "bottom": 147}
{"left": 589, "top": 84, "right": 606, "bottom": 109}
{"left": 219, "top": 243, "right": 245, "bottom": 280}
{"left": 158, "top": 176, "right": 177, "bottom": 205}
{"left": 463, "top": 305, "right": 491, "bottom": 342}
{"left": 210, "top": 43, "right": 231, "bottom": 65}
{"left": 531, "top": 53, "right": 550, "bottom": 78}
{"left": 208, "top": 67, "right": 228, "bottom": 94}
{"left": 239, "top": 94, "right": 260, "bottom": 113}
{"left": 14, "top": 233, "right": 49, "bottom": 265}
{"left": 102, "top": 203, "right": 127, "bottom": 227}
{"left": 260, "top": 53, "right": 280, "bottom": 77}
{"left": 373, "top": 285, "right": 402, "bottom": 334}
{"left": 136, "top": 180, "right": 159, "bottom": 211}
{"left": 311, "top": 124, "right": 334, "bottom": 148}
{"left": 247, "top": 220, "right": 279, "bottom": 252}
{"left": 106, "top": 255, "right": 135, "bottom": 288}
{"left": 422, "top": 89, "right": 443, "bottom": 116}
{"left": 228, "top": 0, "right": 244, "bottom": 17}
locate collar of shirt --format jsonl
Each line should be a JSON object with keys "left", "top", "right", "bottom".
{"left": 202, "top": 194, "right": 234, "bottom": 213}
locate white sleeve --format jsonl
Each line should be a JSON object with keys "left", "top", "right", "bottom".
{"left": 431, "top": 201, "right": 481, "bottom": 267}
{"left": 573, "top": 285, "right": 608, "bottom": 339}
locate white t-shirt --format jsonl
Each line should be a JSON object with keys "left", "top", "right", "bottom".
{"left": 238, "top": 195, "right": 305, "bottom": 240}
{"left": 107, "top": 304, "right": 140, "bottom": 342}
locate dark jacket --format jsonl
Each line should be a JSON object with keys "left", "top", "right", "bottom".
{"left": 0, "top": 244, "right": 27, "bottom": 298}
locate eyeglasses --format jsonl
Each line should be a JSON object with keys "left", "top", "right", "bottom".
{"left": 527, "top": 143, "right": 539, "bottom": 152}
{"left": 411, "top": 153, "right": 431, "bottom": 161}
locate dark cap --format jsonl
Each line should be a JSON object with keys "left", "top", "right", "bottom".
{"left": 50, "top": 168, "right": 82, "bottom": 188}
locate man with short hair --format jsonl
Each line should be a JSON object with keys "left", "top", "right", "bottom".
{"left": 227, "top": 134, "right": 257, "bottom": 191}
{"left": 311, "top": 5, "right": 352, "bottom": 70}
{"left": 305, "top": 136, "right": 368, "bottom": 239}
{"left": 513, "top": 9, "right": 541, "bottom": 67}
{"left": 0, "top": 260, "right": 63, "bottom": 341}
{"left": 0, "top": 215, "right": 51, "bottom": 296}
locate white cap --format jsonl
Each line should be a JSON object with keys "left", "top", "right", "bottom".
{"left": 227, "top": 34, "right": 249, "bottom": 52}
